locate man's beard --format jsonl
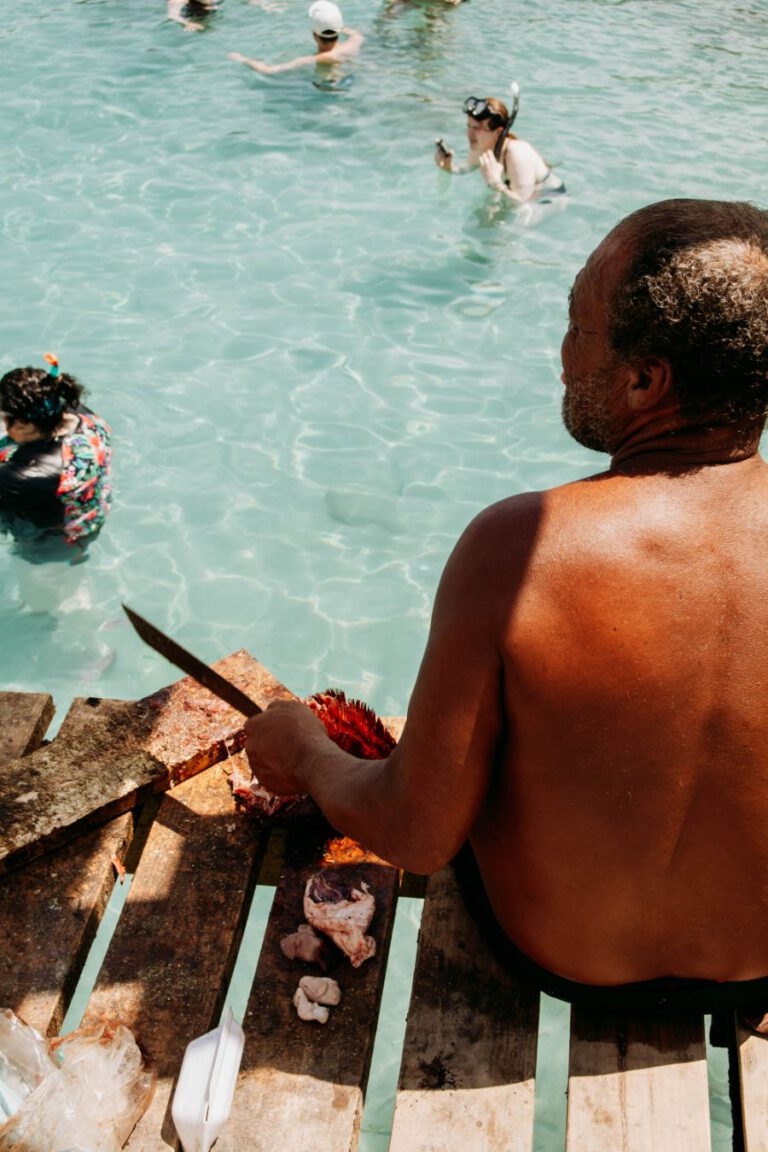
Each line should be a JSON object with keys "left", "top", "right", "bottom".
{"left": 561, "top": 368, "right": 614, "bottom": 454}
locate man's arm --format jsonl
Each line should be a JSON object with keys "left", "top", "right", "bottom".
{"left": 336, "top": 27, "right": 364, "bottom": 58}
{"left": 245, "top": 507, "right": 512, "bottom": 872}
{"left": 228, "top": 51, "right": 318, "bottom": 74}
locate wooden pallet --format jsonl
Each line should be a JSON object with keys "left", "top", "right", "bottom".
{"left": 1, "top": 671, "right": 767, "bottom": 1150}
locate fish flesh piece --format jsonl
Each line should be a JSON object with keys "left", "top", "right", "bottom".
{"left": 303, "top": 871, "right": 376, "bottom": 968}
{"left": 292, "top": 976, "right": 342, "bottom": 1024}
{"left": 293, "top": 987, "right": 329, "bottom": 1024}
{"left": 280, "top": 923, "right": 333, "bottom": 970}
{"left": 299, "top": 976, "right": 341, "bottom": 1006}
{"left": 228, "top": 759, "right": 316, "bottom": 820}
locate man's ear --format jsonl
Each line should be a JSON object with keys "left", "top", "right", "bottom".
{"left": 625, "top": 356, "right": 674, "bottom": 411}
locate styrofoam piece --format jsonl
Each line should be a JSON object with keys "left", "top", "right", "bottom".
{"left": 172, "top": 1008, "right": 245, "bottom": 1152}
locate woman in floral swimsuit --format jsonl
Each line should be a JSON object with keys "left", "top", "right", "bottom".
{"left": 0, "top": 359, "right": 112, "bottom": 546}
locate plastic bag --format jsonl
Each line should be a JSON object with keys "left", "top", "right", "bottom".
{"left": 0, "top": 1010, "right": 56, "bottom": 1123}
{"left": 0, "top": 1011, "right": 156, "bottom": 1152}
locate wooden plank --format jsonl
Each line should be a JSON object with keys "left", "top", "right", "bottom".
{"left": 736, "top": 1015, "right": 768, "bottom": 1152}
{"left": 0, "top": 691, "right": 54, "bottom": 762}
{"left": 217, "top": 826, "right": 401, "bottom": 1152}
{"left": 0, "top": 650, "right": 291, "bottom": 876}
{"left": 566, "top": 1008, "right": 711, "bottom": 1151}
{"left": 390, "top": 865, "right": 539, "bottom": 1152}
{"left": 81, "top": 754, "right": 271, "bottom": 1151}
{"left": 0, "top": 692, "right": 134, "bottom": 1037}
{"left": 0, "top": 808, "right": 134, "bottom": 1036}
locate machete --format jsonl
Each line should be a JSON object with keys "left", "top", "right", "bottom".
{"left": 122, "top": 603, "right": 262, "bottom": 718}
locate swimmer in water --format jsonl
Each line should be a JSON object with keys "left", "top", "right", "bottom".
{"left": 435, "top": 88, "right": 566, "bottom": 204}
{"left": 167, "top": 0, "right": 219, "bottom": 32}
{"left": 0, "top": 359, "right": 112, "bottom": 547}
{"left": 229, "top": 1, "right": 363, "bottom": 75}
{"left": 387, "top": 0, "right": 465, "bottom": 7}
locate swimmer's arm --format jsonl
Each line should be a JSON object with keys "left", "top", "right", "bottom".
{"left": 498, "top": 144, "right": 539, "bottom": 203}
{"left": 244, "top": 508, "right": 509, "bottom": 874}
{"left": 228, "top": 51, "right": 318, "bottom": 73}
{"left": 477, "top": 149, "right": 523, "bottom": 201}
{"left": 167, "top": 0, "right": 204, "bottom": 31}
{"left": 434, "top": 143, "right": 474, "bottom": 174}
{"left": 339, "top": 27, "right": 364, "bottom": 55}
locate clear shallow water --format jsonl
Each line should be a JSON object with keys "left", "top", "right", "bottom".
{"left": 2, "top": 0, "right": 765, "bottom": 718}
{"left": 1, "top": 0, "right": 766, "bottom": 1148}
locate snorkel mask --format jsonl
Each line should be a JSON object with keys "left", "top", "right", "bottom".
{"left": 463, "top": 97, "right": 507, "bottom": 131}
{"left": 463, "top": 83, "right": 520, "bottom": 135}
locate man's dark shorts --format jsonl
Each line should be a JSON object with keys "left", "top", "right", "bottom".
{"left": 452, "top": 843, "right": 768, "bottom": 1015}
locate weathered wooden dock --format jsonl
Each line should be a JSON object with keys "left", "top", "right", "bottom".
{"left": 1, "top": 656, "right": 767, "bottom": 1150}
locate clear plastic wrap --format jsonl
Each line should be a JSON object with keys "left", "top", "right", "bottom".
{"left": 0, "top": 1010, "right": 56, "bottom": 1123}
{"left": 0, "top": 1011, "right": 156, "bottom": 1152}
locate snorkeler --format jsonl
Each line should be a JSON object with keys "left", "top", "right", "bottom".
{"left": 229, "top": 1, "right": 363, "bottom": 75}
{"left": 435, "top": 86, "right": 565, "bottom": 204}
{"left": 0, "top": 358, "right": 112, "bottom": 546}
{"left": 167, "top": 0, "right": 219, "bottom": 32}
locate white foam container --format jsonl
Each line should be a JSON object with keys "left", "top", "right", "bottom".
{"left": 172, "top": 1008, "right": 245, "bottom": 1152}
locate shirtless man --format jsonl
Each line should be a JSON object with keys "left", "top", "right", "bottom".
{"left": 245, "top": 199, "right": 768, "bottom": 1018}
{"left": 229, "top": 1, "right": 363, "bottom": 76}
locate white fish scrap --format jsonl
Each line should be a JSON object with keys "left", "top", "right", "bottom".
{"left": 299, "top": 976, "right": 341, "bottom": 1006}
{"left": 303, "top": 872, "right": 376, "bottom": 969}
{"left": 292, "top": 987, "right": 329, "bottom": 1025}
{"left": 292, "top": 976, "right": 342, "bottom": 1024}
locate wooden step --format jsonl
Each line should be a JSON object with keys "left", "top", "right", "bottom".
{"left": 217, "top": 825, "right": 401, "bottom": 1152}
{"left": 566, "top": 1007, "right": 711, "bottom": 1151}
{"left": 0, "top": 691, "right": 133, "bottom": 1035}
{"left": 0, "top": 650, "right": 288, "bottom": 876}
{"left": 390, "top": 865, "right": 540, "bottom": 1152}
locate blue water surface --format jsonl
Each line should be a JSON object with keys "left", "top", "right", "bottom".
{"left": 2, "top": 1, "right": 767, "bottom": 1148}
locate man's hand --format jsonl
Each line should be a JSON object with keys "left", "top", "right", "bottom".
{"left": 244, "top": 699, "right": 329, "bottom": 796}
{"left": 478, "top": 150, "right": 506, "bottom": 190}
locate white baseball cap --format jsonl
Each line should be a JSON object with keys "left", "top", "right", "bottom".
{"left": 309, "top": 1, "right": 343, "bottom": 37}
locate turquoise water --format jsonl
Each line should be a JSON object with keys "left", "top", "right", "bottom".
{"left": 2, "top": 0, "right": 766, "bottom": 1147}
{"left": 2, "top": 0, "right": 764, "bottom": 720}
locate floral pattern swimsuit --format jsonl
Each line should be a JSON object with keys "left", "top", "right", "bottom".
{"left": 0, "top": 408, "right": 112, "bottom": 543}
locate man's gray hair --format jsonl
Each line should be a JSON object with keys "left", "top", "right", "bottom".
{"left": 607, "top": 199, "right": 768, "bottom": 422}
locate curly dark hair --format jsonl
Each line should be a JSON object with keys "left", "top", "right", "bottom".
{"left": 0, "top": 366, "right": 85, "bottom": 436}
{"left": 606, "top": 199, "right": 768, "bottom": 423}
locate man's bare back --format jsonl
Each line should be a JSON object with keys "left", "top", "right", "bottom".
{"left": 244, "top": 199, "right": 768, "bottom": 1001}
{"left": 471, "top": 458, "right": 768, "bottom": 984}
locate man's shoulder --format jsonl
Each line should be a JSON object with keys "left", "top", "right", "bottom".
{"left": 468, "top": 474, "right": 611, "bottom": 535}
{"left": 453, "top": 474, "right": 618, "bottom": 576}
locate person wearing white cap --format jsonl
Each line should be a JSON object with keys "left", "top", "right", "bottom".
{"left": 229, "top": 1, "right": 363, "bottom": 76}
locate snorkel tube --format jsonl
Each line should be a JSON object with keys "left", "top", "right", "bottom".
{"left": 493, "top": 80, "right": 520, "bottom": 160}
